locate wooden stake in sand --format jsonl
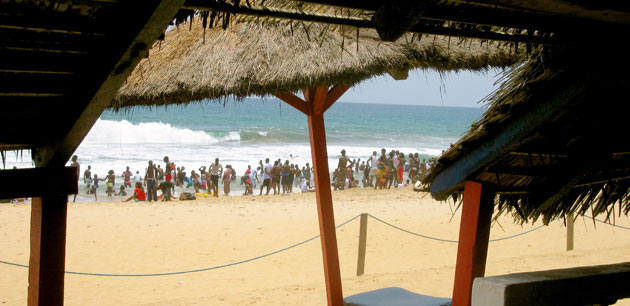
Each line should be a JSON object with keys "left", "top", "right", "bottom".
{"left": 356, "top": 213, "right": 368, "bottom": 276}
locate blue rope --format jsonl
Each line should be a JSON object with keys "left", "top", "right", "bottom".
{"left": 584, "top": 216, "right": 630, "bottom": 230}
{"left": 0, "top": 214, "right": 362, "bottom": 277}
{"left": 367, "top": 214, "right": 551, "bottom": 243}
{"left": 367, "top": 214, "right": 458, "bottom": 243}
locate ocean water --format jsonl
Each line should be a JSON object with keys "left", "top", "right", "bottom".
{"left": 5, "top": 99, "right": 482, "bottom": 199}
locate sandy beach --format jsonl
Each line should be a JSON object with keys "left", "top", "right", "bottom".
{"left": 1, "top": 188, "right": 629, "bottom": 305}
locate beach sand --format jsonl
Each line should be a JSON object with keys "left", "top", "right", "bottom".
{"left": 1, "top": 188, "right": 629, "bottom": 305}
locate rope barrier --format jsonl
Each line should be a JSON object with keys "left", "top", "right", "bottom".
{"left": 0, "top": 214, "right": 362, "bottom": 277}
{"left": 367, "top": 214, "right": 552, "bottom": 243}
{"left": 2, "top": 213, "right": 626, "bottom": 276}
{"left": 583, "top": 216, "right": 630, "bottom": 230}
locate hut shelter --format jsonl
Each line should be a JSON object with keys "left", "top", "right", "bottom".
{"left": 0, "top": 1, "right": 186, "bottom": 305}
{"left": 3, "top": 0, "right": 630, "bottom": 306}
{"left": 113, "top": 12, "right": 520, "bottom": 306}
{"left": 422, "top": 37, "right": 630, "bottom": 306}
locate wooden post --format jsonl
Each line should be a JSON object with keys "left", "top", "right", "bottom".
{"left": 452, "top": 181, "right": 494, "bottom": 306}
{"left": 356, "top": 213, "right": 368, "bottom": 276}
{"left": 276, "top": 85, "right": 350, "bottom": 306}
{"left": 307, "top": 85, "right": 344, "bottom": 306}
{"left": 566, "top": 213, "right": 574, "bottom": 251}
{"left": 0, "top": 167, "right": 77, "bottom": 306}
{"left": 28, "top": 195, "right": 69, "bottom": 306}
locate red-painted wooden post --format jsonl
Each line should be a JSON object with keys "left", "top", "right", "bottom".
{"left": 452, "top": 181, "right": 494, "bottom": 306}
{"left": 306, "top": 85, "right": 344, "bottom": 306}
{"left": 28, "top": 195, "right": 69, "bottom": 306}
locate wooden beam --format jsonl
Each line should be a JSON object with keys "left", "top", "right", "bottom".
{"left": 32, "top": 0, "right": 186, "bottom": 167}
{"left": 0, "top": 48, "right": 86, "bottom": 74}
{"left": 27, "top": 194, "right": 69, "bottom": 306}
{"left": 306, "top": 88, "right": 344, "bottom": 306}
{"left": 429, "top": 77, "right": 594, "bottom": 201}
{"left": 452, "top": 181, "right": 494, "bottom": 306}
{"left": 323, "top": 84, "right": 350, "bottom": 113}
{"left": 182, "top": 0, "right": 555, "bottom": 45}
{"left": 0, "top": 167, "right": 78, "bottom": 199}
{"left": 273, "top": 92, "right": 309, "bottom": 115}
{"left": 312, "top": 86, "right": 329, "bottom": 115}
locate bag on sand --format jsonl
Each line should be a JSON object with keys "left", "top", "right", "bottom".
{"left": 179, "top": 192, "right": 196, "bottom": 201}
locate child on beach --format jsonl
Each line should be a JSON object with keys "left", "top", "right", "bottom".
{"left": 124, "top": 182, "right": 146, "bottom": 202}
{"left": 122, "top": 166, "right": 132, "bottom": 187}
{"left": 91, "top": 174, "right": 104, "bottom": 201}
{"left": 106, "top": 170, "right": 115, "bottom": 198}
{"left": 118, "top": 185, "right": 127, "bottom": 196}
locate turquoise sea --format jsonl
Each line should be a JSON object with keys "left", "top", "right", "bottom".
{"left": 6, "top": 98, "right": 483, "bottom": 198}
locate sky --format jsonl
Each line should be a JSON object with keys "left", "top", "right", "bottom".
{"left": 339, "top": 68, "right": 504, "bottom": 108}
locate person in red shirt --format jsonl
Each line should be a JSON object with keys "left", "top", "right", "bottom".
{"left": 124, "top": 182, "right": 146, "bottom": 202}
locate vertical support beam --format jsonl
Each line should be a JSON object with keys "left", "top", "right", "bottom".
{"left": 28, "top": 195, "right": 69, "bottom": 306}
{"left": 356, "top": 213, "right": 368, "bottom": 276}
{"left": 566, "top": 213, "right": 574, "bottom": 251}
{"left": 307, "top": 86, "right": 343, "bottom": 306}
{"left": 452, "top": 181, "right": 494, "bottom": 306}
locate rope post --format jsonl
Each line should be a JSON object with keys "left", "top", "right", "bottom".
{"left": 566, "top": 213, "right": 574, "bottom": 251}
{"left": 356, "top": 213, "right": 368, "bottom": 276}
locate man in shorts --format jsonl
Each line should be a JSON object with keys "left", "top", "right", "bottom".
{"left": 260, "top": 158, "right": 272, "bottom": 195}
{"left": 210, "top": 158, "right": 223, "bottom": 197}
{"left": 271, "top": 160, "right": 283, "bottom": 195}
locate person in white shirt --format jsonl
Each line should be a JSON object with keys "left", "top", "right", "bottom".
{"left": 301, "top": 179, "right": 314, "bottom": 193}
{"left": 133, "top": 171, "right": 142, "bottom": 182}
{"left": 260, "top": 158, "right": 273, "bottom": 195}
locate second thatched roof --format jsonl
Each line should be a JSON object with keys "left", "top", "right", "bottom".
{"left": 113, "top": 17, "right": 522, "bottom": 109}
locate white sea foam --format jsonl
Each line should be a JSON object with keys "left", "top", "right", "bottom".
{"left": 83, "top": 119, "right": 240, "bottom": 144}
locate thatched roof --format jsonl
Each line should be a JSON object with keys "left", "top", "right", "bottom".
{"left": 112, "top": 17, "right": 522, "bottom": 109}
{"left": 422, "top": 47, "right": 630, "bottom": 224}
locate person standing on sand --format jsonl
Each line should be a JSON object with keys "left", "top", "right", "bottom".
{"left": 271, "top": 160, "right": 283, "bottom": 195}
{"left": 281, "top": 160, "right": 291, "bottom": 194}
{"left": 106, "top": 170, "right": 116, "bottom": 198}
{"left": 336, "top": 149, "right": 349, "bottom": 190}
{"left": 83, "top": 165, "right": 92, "bottom": 192}
{"left": 122, "top": 166, "right": 132, "bottom": 188}
{"left": 70, "top": 155, "right": 80, "bottom": 202}
{"left": 260, "top": 158, "right": 272, "bottom": 195}
{"left": 397, "top": 153, "right": 406, "bottom": 185}
{"left": 91, "top": 174, "right": 104, "bottom": 201}
{"left": 223, "top": 165, "right": 233, "bottom": 196}
{"left": 156, "top": 165, "right": 164, "bottom": 183}
{"left": 250, "top": 166, "right": 259, "bottom": 192}
{"left": 210, "top": 158, "right": 223, "bottom": 197}
{"left": 145, "top": 160, "right": 158, "bottom": 202}
{"left": 304, "top": 163, "right": 311, "bottom": 182}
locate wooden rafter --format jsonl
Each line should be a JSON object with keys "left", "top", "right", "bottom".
{"left": 182, "top": 0, "right": 556, "bottom": 45}
{"left": 31, "top": 0, "right": 186, "bottom": 167}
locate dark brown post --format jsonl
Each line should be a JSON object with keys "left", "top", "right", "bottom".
{"left": 28, "top": 195, "right": 69, "bottom": 306}
{"left": 452, "top": 181, "right": 494, "bottom": 306}
{"left": 0, "top": 167, "right": 78, "bottom": 306}
{"left": 356, "top": 213, "right": 368, "bottom": 276}
{"left": 306, "top": 85, "right": 344, "bottom": 306}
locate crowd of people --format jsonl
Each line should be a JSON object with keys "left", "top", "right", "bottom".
{"left": 71, "top": 149, "right": 434, "bottom": 202}
{"left": 332, "top": 148, "right": 431, "bottom": 191}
